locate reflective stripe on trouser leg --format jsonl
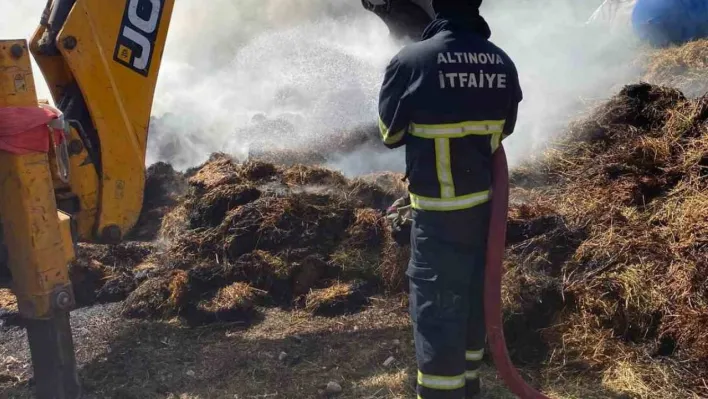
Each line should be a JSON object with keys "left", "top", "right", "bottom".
{"left": 465, "top": 349, "right": 484, "bottom": 380}
{"left": 465, "top": 349, "right": 483, "bottom": 397}
{"left": 416, "top": 372, "right": 466, "bottom": 398}
{"left": 418, "top": 371, "right": 466, "bottom": 390}
{"left": 466, "top": 349, "right": 484, "bottom": 376}
{"left": 465, "top": 349, "right": 484, "bottom": 362}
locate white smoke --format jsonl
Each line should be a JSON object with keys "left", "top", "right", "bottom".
{"left": 481, "top": 0, "right": 643, "bottom": 167}
{"left": 148, "top": 0, "right": 402, "bottom": 172}
{"left": 150, "top": 0, "right": 646, "bottom": 174}
{"left": 2, "top": 0, "right": 648, "bottom": 175}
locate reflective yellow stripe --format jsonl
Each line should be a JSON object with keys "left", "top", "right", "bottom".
{"left": 465, "top": 370, "right": 480, "bottom": 380}
{"left": 435, "top": 138, "right": 454, "bottom": 198}
{"left": 466, "top": 349, "right": 484, "bottom": 361}
{"left": 410, "top": 190, "right": 490, "bottom": 212}
{"left": 411, "top": 120, "right": 505, "bottom": 139}
{"left": 417, "top": 371, "right": 466, "bottom": 390}
{"left": 379, "top": 117, "right": 406, "bottom": 145}
{"left": 491, "top": 133, "right": 502, "bottom": 153}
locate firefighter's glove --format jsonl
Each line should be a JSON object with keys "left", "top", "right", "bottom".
{"left": 386, "top": 196, "right": 412, "bottom": 246}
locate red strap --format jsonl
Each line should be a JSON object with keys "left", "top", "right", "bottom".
{"left": 0, "top": 107, "right": 63, "bottom": 155}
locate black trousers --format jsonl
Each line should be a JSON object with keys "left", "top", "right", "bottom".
{"left": 407, "top": 203, "right": 491, "bottom": 399}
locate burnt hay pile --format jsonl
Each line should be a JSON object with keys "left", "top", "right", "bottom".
{"left": 0, "top": 78, "right": 705, "bottom": 396}
{"left": 505, "top": 83, "right": 707, "bottom": 396}
{"left": 58, "top": 155, "right": 410, "bottom": 327}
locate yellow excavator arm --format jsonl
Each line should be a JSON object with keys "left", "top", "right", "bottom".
{"left": 30, "top": 0, "right": 175, "bottom": 243}
{"left": 0, "top": 1, "right": 174, "bottom": 397}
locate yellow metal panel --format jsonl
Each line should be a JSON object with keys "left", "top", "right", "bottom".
{"left": 0, "top": 40, "right": 74, "bottom": 318}
{"left": 0, "top": 152, "right": 73, "bottom": 318}
{"left": 0, "top": 41, "right": 37, "bottom": 107}
{"left": 29, "top": 25, "right": 75, "bottom": 103}
{"left": 57, "top": 0, "right": 175, "bottom": 241}
{"left": 65, "top": 125, "right": 100, "bottom": 240}
{"left": 58, "top": 211, "right": 76, "bottom": 263}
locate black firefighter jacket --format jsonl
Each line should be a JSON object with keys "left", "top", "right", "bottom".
{"left": 378, "top": 18, "right": 523, "bottom": 212}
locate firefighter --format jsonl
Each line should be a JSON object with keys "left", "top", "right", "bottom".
{"left": 377, "top": 0, "right": 523, "bottom": 397}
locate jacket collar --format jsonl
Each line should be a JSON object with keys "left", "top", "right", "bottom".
{"left": 421, "top": 15, "right": 492, "bottom": 41}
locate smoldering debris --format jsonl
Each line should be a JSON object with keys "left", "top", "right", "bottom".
{"left": 0, "top": 79, "right": 706, "bottom": 397}
{"left": 505, "top": 82, "right": 708, "bottom": 396}
{"left": 21, "top": 154, "right": 410, "bottom": 329}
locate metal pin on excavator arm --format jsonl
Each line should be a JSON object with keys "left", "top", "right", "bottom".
{"left": 1, "top": 1, "right": 174, "bottom": 397}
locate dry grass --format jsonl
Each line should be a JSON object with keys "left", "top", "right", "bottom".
{"left": 159, "top": 204, "right": 189, "bottom": 241}
{"left": 378, "top": 227, "right": 410, "bottom": 294}
{"left": 168, "top": 270, "right": 189, "bottom": 308}
{"left": 349, "top": 208, "right": 384, "bottom": 240}
{"left": 356, "top": 172, "right": 408, "bottom": 198}
{"left": 236, "top": 250, "right": 292, "bottom": 288}
{"left": 503, "top": 83, "right": 708, "bottom": 397}
{"left": 186, "top": 154, "right": 240, "bottom": 190}
{"left": 282, "top": 164, "right": 348, "bottom": 187}
{"left": 121, "top": 270, "right": 189, "bottom": 319}
{"left": 642, "top": 39, "right": 708, "bottom": 98}
{"left": 329, "top": 247, "right": 380, "bottom": 279}
{"left": 304, "top": 281, "right": 370, "bottom": 316}
{"left": 188, "top": 183, "right": 261, "bottom": 228}
{"left": 328, "top": 208, "right": 388, "bottom": 280}
{"left": 237, "top": 160, "right": 279, "bottom": 182}
{"left": 194, "top": 282, "right": 260, "bottom": 323}
{"left": 305, "top": 283, "right": 352, "bottom": 311}
{"left": 0, "top": 288, "right": 17, "bottom": 312}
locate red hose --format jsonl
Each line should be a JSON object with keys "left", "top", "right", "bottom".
{"left": 484, "top": 145, "right": 551, "bottom": 399}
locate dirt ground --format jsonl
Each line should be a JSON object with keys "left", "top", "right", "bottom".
{"left": 1, "top": 296, "right": 635, "bottom": 399}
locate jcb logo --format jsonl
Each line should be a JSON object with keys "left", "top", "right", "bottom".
{"left": 114, "top": 0, "right": 165, "bottom": 76}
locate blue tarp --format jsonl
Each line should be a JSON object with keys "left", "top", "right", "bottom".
{"left": 632, "top": 0, "right": 708, "bottom": 46}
